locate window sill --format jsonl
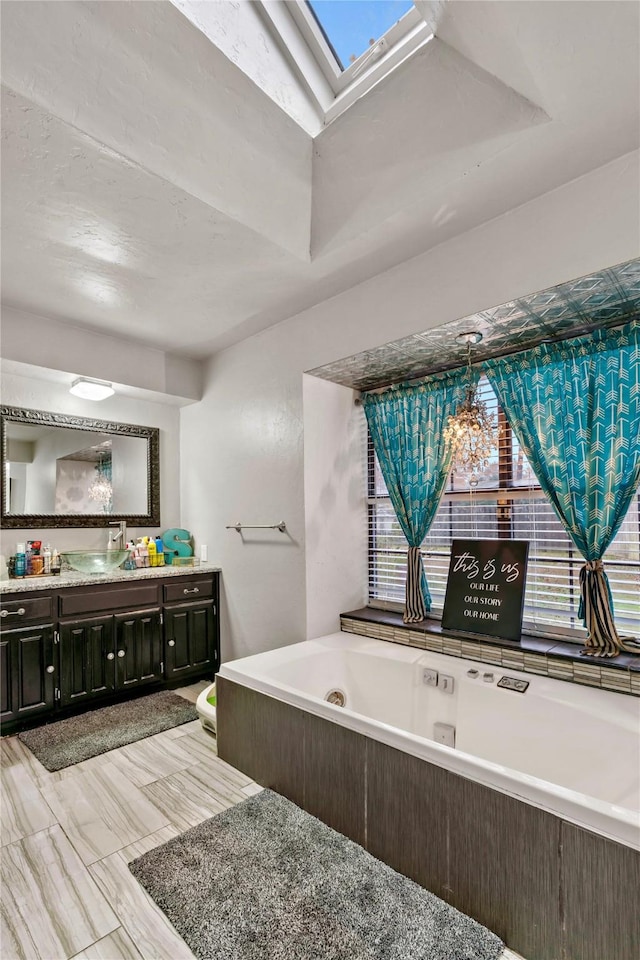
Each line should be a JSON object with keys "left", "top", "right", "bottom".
{"left": 340, "top": 607, "right": 640, "bottom": 697}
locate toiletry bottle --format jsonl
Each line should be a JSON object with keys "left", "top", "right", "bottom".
{"left": 14, "top": 544, "right": 26, "bottom": 578}
{"left": 43, "top": 544, "right": 51, "bottom": 575}
{"left": 51, "top": 549, "right": 61, "bottom": 575}
{"left": 147, "top": 537, "right": 157, "bottom": 567}
{"left": 24, "top": 544, "right": 33, "bottom": 575}
{"left": 155, "top": 536, "right": 165, "bottom": 566}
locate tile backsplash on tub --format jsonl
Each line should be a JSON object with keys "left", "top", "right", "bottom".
{"left": 340, "top": 613, "right": 639, "bottom": 698}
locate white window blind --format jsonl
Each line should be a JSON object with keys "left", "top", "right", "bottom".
{"left": 368, "top": 377, "right": 640, "bottom": 638}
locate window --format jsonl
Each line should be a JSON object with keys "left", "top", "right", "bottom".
{"left": 307, "top": 0, "right": 416, "bottom": 71}
{"left": 259, "top": 1, "right": 432, "bottom": 124}
{"left": 368, "top": 377, "right": 640, "bottom": 639}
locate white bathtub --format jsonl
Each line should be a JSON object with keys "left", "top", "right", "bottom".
{"left": 217, "top": 631, "right": 640, "bottom": 850}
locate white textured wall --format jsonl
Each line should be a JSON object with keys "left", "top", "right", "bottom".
{"left": 1, "top": 306, "right": 202, "bottom": 401}
{"left": 303, "top": 375, "right": 368, "bottom": 639}
{"left": 1, "top": 0, "right": 312, "bottom": 260}
{"left": 179, "top": 153, "right": 640, "bottom": 664}
{"left": 170, "top": 0, "right": 321, "bottom": 135}
{"left": 0, "top": 372, "right": 181, "bottom": 556}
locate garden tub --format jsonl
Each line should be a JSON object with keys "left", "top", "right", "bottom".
{"left": 216, "top": 631, "right": 640, "bottom": 958}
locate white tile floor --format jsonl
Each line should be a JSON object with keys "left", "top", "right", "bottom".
{"left": 1, "top": 681, "right": 524, "bottom": 959}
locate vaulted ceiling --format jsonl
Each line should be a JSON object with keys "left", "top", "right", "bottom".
{"left": 1, "top": 1, "right": 638, "bottom": 359}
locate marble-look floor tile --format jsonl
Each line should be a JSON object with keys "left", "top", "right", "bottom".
{"left": 1, "top": 764, "right": 58, "bottom": 846}
{"left": 40, "top": 761, "right": 170, "bottom": 864}
{"left": 159, "top": 718, "right": 202, "bottom": 739}
{"left": 107, "top": 734, "right": 196, "bottom": 787}
{"left": 70, "top": 926, "right": 143, "bottom": 960}
{"left": 33, "top": 751, "right": 114, "bottom": 788}
{"left": 179, "top": 757, "right": 250, "bottom": 807}
{"left": 89, "top": 851, "right": 196, "bottom": 960}
{"left": 172, "top": 680, "right": 210, "bottom": 704}
{"left": 1, "top": 824, "right": 119, "bottom": 960}
{"left": 169, "top": 731, "right": 217, "bottom": 766}
{"left": 118, "top": 825, "right": 181, "bottom": 864}
{"left": 1, "top": 735, "right": 50, "bottom": 782}
{"left": 242, "top": 781, "right": 264, "bottom": 797}
{"left": 141, "top": 766, "right": 231, "bottom": 833}
{"left": 179, "top": 735, "right": 252, "bottom": 786}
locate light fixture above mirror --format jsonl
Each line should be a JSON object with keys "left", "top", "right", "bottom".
{"left": 69, "top": 377, "right": 115, "bottom": 401}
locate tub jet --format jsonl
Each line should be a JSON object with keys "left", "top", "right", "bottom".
{"left": 325, "top": 689, "right": 346, "bottom": 707}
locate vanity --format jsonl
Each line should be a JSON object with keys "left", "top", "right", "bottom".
{"left": 0, "top": 403, "right": 220, "bottom": 734}
{"left": 0, "top": 566, "right": 220, "bottom": 733}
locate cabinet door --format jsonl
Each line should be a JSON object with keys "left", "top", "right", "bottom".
{"left": 0, "top": 625, "right": 55, "bottom": 724}
{"left": 59, "top": 616, "right": 115, "bottom": 707}
{"left": 114, "top": 608, "right": 162, "bottom": 690}
{"left": 164, "top": 601, "right": 216, "bottom": 680}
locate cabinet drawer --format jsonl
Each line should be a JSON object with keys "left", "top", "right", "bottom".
{"left": 164, "top": 578, "right": 214, "bottom": 604}
{"left": 59, "top": 583, "right": 160, "bottom": 617}
{"left": 0, "top": 596, "right": 53, "bottom": 626}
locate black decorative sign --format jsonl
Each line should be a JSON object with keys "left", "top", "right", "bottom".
{"left": 441, "top": 539, "right": 529, "bottom": 642}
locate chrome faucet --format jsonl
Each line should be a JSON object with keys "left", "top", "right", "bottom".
{"left": 108, "top": 520, "right": 127, "bottom": 550}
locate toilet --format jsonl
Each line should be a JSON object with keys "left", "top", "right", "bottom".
{"left": 196, "top": 681, "right": 217, "bottom": 734}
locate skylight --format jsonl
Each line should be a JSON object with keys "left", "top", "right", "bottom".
{"left": 307, "top": 0, "right": 415, "bottom": 71}
{"left": 260, "top": 0, "right": 432, "bottom": 126}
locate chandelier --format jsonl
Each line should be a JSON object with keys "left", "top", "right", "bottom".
{"left": 88, "top": 457, "right": 113, "bottom": 509}
{"left": 443, "top": 332, "right": 498, "bottom": 480}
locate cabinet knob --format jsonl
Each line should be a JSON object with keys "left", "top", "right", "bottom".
{"left": 1, "top": 607, "right": 25, "bottom": 617}
{"left": 46, "top": 665, "right": 55, "bottom": 674}
{"left": 106, "top": 652, "right": 115, "bottom": 660}
{"left": 183, "top": 587, "right": 200, "bottom": 595}
{"left": 168, "top": 639, "right": 176, "bottom": 647}
{"left": 117, "top": 649, "right": 126, "bottom": 658}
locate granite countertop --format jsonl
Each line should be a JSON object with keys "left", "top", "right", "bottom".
{"left": 0, "top": 563, "right": 221, "bottom": 594}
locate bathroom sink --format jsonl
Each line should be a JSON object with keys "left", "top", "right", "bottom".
{"left": 61, "top": 550, "right": 129, "bottom": 574}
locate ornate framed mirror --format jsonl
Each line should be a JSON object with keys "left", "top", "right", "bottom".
{"left": 0, "top": 406, "right": 160, "bottom": 528}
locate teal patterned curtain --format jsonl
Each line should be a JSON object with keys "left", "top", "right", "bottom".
{"left": 486, "top": 319, "right": 640, "bottom": 657}
{"left": 362, "top": 369, "right": 471, "bottom": 623}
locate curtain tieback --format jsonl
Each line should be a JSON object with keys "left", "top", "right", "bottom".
{"left": 404, "top": 546, "right": 427, "bottom": 623}
{"left": 579, "top": 559, "right": 638, "bottom": 658}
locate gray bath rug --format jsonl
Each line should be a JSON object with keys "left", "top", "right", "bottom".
{"left": 129, "top": 788, "right": 504, "bottom": 960}
{"left": 18, "top": 690, "right": 197, "bottom": 771}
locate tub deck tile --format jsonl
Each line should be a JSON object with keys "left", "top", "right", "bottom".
{"left": 562, "top": 823, "right": 640, "bottom": 960}
{"left": 547, "top": 661, "right": 574, "bottom": 680}
{"left": 425, "top": 636, "right": 444, "bottom": 653}
{"left": 522, "top": 653, "right": 549, "bottom": 675}
{"left": 600, "top": 670, "right": 632, "bottom": 693}
{"left": 304, "top": 713, "right": 367, "bottom": 846}
{"left": 501, "top": 653, "right": 526, "bottom": 671}
{"left": 447, "top": 774, "right": 562, "bottom": 960}
{"left": 366, "top": 739, "right": 451, "bottom": 902}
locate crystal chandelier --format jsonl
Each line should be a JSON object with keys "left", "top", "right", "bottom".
{"left": 443, "top": 332, "right": 498, "bottom": 480}
{"left": 88, "top": 457, "right": 113, "bottom": 508}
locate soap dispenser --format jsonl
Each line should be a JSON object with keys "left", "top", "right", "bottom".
{"left": 14, "top": 544, "right": 26, "bottom": 578}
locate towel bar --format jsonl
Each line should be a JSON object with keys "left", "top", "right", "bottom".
{"left": 225, "top": 521, "right": 287, "bottom": 533}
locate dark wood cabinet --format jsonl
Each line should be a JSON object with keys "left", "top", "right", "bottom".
{"left": 1, "top": 570, "right": 219, "bottom": 732}
{"left": 59, "top": 615, "right": 114, "bottom": 706}
{"left": 164, "top": 600, "right": 216, "bottom": 680}
{"left": 59, "top": 607, "right": 163, "bottom": 706}
{"left": 115, "top": 608, "right": 162, "bottom": 689}
{"left": 0, "top": 624, "right": 55, "bottom": 724}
